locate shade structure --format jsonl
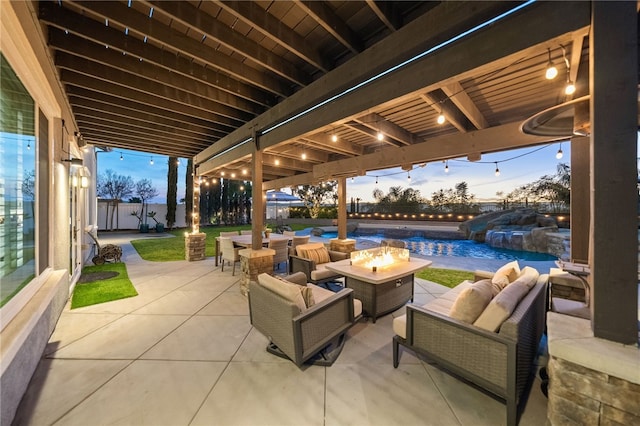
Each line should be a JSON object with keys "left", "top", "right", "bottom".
{"left": 266, "top": 191, "right": 301, "bottom": 220}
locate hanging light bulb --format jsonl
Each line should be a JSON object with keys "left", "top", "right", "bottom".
{"left": 556, "top": 144, "right": 564, "bottom": 159}
{"left": 150, "top": 157, "right": 154, "bottom": 165}
{"left": 120, "top": 153, "right": 123, "bottom": 161}
{"left": 301, "top": 152, "right": 307, "bottom": 160}
{"left": 444, "top": 160, "right": 449, "bottom": 173}
{"left": 176, "top": 158, "right": 180, "bottom": 166}
{"left": 545, "top": 48, "right": 558, "bottom": 80}
{"left": 377, "top": 131, "right": 384, "bottom": 141}
{"left": 274, "top": 158, "right": 280, "bottom": 166}
{"left": 27, "top": 141, "right": 31, "bottom": 150}
{"left": 407, "top": 171, "right": 411, "bottom": 182}
{"left": 375, "top": 176, "right": 378, "bottom": 185}
{"left": 331, "top": 134, "right": 338, "bottom": 142}
{"left": 494, "top": 162, "right": 500, "bottom": 177}
{"left": 437, "top": 113, "right": 446, "bottom": 125}
{"left": 564, "top": 80, "right": 576, "bottom": 95}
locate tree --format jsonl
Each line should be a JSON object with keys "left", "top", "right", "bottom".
{"left": 166, "top": 156, "right": 178, "bottom": 229}
{"left": 500, "top": 163, "right": 570, "bottom": 212}
{"left": 97, "top": 169, "right": 134, "bottom": 230}
{"left": 372, "top": 186, "right": 426, "bottom": 213}
{"left": 294, "top": 182, "right": 337, "bottom": 218}
{"left": 134, "top": 179, "right": 158, "bottom": 226}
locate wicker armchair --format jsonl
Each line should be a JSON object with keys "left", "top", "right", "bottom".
{"left": 268, "top": 238, "right": 289, "bottom": 271}
{"left": 248, "top": 272, "right": 362, "bottom": 366}
{"left": 290, "top": 242, "right": 348, "bottom": 285}
{"left": 288, "top": 235, "right": 310, "bottom": 257}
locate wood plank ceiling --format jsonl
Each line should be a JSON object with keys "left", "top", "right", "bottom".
{"left": 38, "top": 0, "right": 592, "bottom": 183}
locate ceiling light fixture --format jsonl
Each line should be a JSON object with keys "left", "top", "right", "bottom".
{"left": 545, "top": 48, "right": 558, "bottom": 80}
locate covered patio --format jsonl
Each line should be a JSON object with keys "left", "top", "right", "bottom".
{"left": 14, "top": 233, "right": 550, "bottom": 425}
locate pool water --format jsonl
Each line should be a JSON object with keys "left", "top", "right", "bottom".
{"left": 312, "top": 231, "right": 557, "bottom": 262}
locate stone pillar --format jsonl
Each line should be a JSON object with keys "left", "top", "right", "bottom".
{"left": 588, "top": 1, "right": 638, "bottom": 343}
{"left": 329, "top": 238, "right": 356, "bottom": 254}
{"left": 185, "top": 233, "right": 206, "bottom": 261}
{"left": 239, "top": 248, "right": 274, "bottom": 296}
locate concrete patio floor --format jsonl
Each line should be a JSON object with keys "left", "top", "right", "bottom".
{"left": 13, "top": 233, "right": 550, "bottom": 426}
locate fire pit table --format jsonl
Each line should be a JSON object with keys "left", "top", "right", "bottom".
{"left": 325, "top": 247, "right": 431, "bottom": 322}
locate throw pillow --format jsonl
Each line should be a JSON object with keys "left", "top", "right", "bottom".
{"left": 258, "top": 273, "right": 307, "bottom": 311}
{"left": 274, "top": 276, "right": 315, "bottom": 308}
{"left": 299, "top": 247, "right": 331, "bottom": 265}
{"left": 511, "top": 266, "right": 539, "bottom": 289}
{"left": 490, "top": 261, "right": 521, "bottom": 295}
{"left": 474, "top": 280, "right": 531, "bottom": 332}
{"left": 449, "top": 279, "right": 493, "bottom": 324}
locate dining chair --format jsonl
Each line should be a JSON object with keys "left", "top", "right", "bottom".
{"left": 268, "top": 238, "right": 290, "bottom": 271}
{"left": 218, "top": 231, "right": 240, "bottom": 263}
{"left": 282, "top": 230, "right": 296, "bottom": 237}
{"left": 219, "top": 237, "right": 241, "bottom": 275}
{"left": 289, "top": 235, "right": 310, "bottom": 257}
{"left": 240, "top": 230, "right": 252, "bottom": 235}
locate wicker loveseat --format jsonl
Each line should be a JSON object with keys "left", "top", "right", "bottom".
{"left": 393, "top": 265, "right": 548, "bottom": 426}
{"left": 290, "top": 242, "right": 349, "bottom": 285}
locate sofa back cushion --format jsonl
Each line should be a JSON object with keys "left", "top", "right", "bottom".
{"left": 258, "top": 273, "right": 311, "bottom": 312}
{"left": 449, "top": 279, "right": 493, "bottom": 323}
{"left": 296, "top": 243, "right": 331, "bottom": 265}
{"left": 473, "top": 280, "right": 532, "bottom": 332}
{"left": 490, "top": 260, "right": 521, "bottom": 295}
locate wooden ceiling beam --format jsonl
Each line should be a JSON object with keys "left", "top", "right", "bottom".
{"left": 420, "top": 92, "right": 469, "bottom": 133}
{"left": 343, "top": 122, "right": 404, "bottom": 147}
{"left": 41, "top": 1, "right": 291, "bottom": 97}
{"left": 294, "top": 1, "right": 363, "bottom": 54}
{"left": 144, "top": 0, "right": 310, "bottom": 86}
{"left": 55, "top": 52, "right": 252, "bottom": 122}
{"left": 69, "top": 97, "right": 224, "bottom": 139}
{"left": 60, "top": 69, "right": 240, "bottom": 129}
{"left": 213, "top": 0, "right": 331, "bottom": 72}
{"left": 262, "top": 154, "right": 314, "bottom": 173}
{"left": 366, "top": 0, "right": 401, "bottom": 31}
{"left": 66, "top": 87, "right": 223, "bottom": 133}
{"left": 82, "top": 134, "right": 199, "bottom": 157}
{"left": 441, "top": 81, "right": 490, "bottom": 130}
{"left": 355, "top": 112, "right": 418, "bottom": 145}
{"left": 301, "top": 133, "right": 364, "bottom": 156}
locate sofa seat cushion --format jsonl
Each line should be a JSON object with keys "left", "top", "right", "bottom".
{"left": 449, "top": 279, "right": 494, "bottom": 324}
{"left": 307, "top": 284, "right": 363, "bottom": 317}
{"left": 310, "top": 263, "right": 340, "bottom": 281}
{"left": 473, "top": 280, "right": 533, "bottom": 332}
{"left": 258, "top": 273, "right": 307, "bottom": 312}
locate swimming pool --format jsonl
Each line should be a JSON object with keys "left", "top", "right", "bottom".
{"left": 308, "top": 231, "right": 557, "bottom": 262}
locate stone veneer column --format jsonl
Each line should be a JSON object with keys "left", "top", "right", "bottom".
{"left": 329, "top": 238, "right": 356, "bottom": 254}
{"left": 239, "top": 248, "right": 274, "bottom": 296}
{"left": 185, "top": 233, "right": 206, "bottom": 261}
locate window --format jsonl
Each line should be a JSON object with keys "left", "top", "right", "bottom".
{"left": 0, "top": 53, "right": 37, "bottom": 308}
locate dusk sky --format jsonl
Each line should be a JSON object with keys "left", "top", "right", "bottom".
{"left": 96, "top": 141, "right": 572, "bottom": 205}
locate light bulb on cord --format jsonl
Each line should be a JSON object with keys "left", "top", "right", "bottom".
{"left": 120, "top": 153, "right": 123, "bottom": 161}
{"left": 545, "top": 48, "right": 558, "bottom": 80}
{"left": 27, "top": 141, "right": 31, "bottom": 150}
{"left": 444, "top": 160, "right": 449, "bottom": 173}
{"left": 150, "top": 157, "right": 154, "bottom": 165}
{"left": 556, "top": 144, "right": 564, "bottom": 159}
{"left": 301, "top": 152, "right": 307, "bottom": 160}
{"left": 564, "top": 80, "right": 576, "bottom": 95}
{"left": 494, "top": 162, "right": 500, "bottom": 177}
{"left": 377, "top": 131, "right": 384, "bottom": 141}
{"left": 375, "top": 176, "right": 378, "bottom": 185}
{"left": 407, "top": 171, "right": 411, "bottom": 182}
{"left": 176, "top": 158, "right": 180, "bottom": 165}
{"left": 437, "top": 113, "right": 446, "bottom": 125}
{"left": 331, "top": 134, "right": 338, "bottom": 142}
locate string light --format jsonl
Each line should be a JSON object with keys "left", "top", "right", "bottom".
{"left": 375, "top": 176, "right": 378, "bottom": 184}
{"left": 556, "top": 144, "right": 564, "bottom": 159}
{"left": 275, "top": 158, "right": 280, "bottom": 166}
{"left": 331, "top": 134, "right": 338, "bottom": 142}
{"left": 494, "top": 162, "right": 500, "bottom": 177}
{"left": 377, "top": 131, "right": 384, "bottom": 141}
{"left": 176, "top": 158, "right": 180, "bottom": 165}
{"left": 120, "top": 153, "right": 123, "bottom": 161}
{"left": 564, "top": 79, "right": 576, "bottom": 95}
{"left": 301, "top": 152, "right": 307, "bottom": 160}
{"left": 27, "top": 141, "right": 31, "bottom": 150}
{"left": 544, "top": 48, "right": 558, "bottom": 79}
{"left": 150, "top": 157, "right": 154, "bottom": 165}
{"left": 407, "top": 171, "right": 411, "bottom": 182}
{"left": 444, "top": 160, "right": 449, "bottom": 173}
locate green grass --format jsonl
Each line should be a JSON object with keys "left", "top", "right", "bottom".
{"left": 415, "top": 267, "right": 474, "bottom": 288}
{"left": 71, "top": 263, "right": 138, "bottom": 309}
{"left": 130, "top": 224, "right": 310, "bottom": 262}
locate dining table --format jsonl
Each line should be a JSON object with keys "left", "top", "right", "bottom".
{"left": 215, "top": 233, "right": 292, "bottom": 266}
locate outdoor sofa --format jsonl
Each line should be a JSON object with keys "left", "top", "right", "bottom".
{"left": 393, "top": 263, "right": 548, "bottom": 426}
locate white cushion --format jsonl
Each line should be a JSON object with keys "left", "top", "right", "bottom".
{"left": 257, "top": 273, "right": 307, "bottom": 312}
{"left": 307, "top": 284, "right": 362, "bottom": 317}
{"left": 512, "top": 266, "right": 539, "bottom": 289}
{"left": 438, "top": 280, "right": 473, "bottom": 302}
{"left": 310, "top": 264, "right": 339, "bottom": 281}
{"left": 393, "top": 314, "right": 407, "bottom": 339}
{"left": 473, "top": 280, "right": 531, "bottom": 332}
{"left": 449, "top": 279, "right": 493, "bottom": 324}
{"left": 491, "top": 261, "right": 520, "bottom": 295}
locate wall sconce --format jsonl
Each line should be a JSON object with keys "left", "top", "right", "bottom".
{"left": 81, "top": 176, "right": 89, "bottom": 188}
{"left": 72, "top": 176, "right": 78, "bottom": 187}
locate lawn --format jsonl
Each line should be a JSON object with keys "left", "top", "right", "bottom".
{"left": 415, "top": 267, "right": 474, "bottom": 288}
{"left": 130, "top": 223, "right": 310, "bottom": 262}
{"left": 71, "top": 263, "right": 138, "bottom": 309}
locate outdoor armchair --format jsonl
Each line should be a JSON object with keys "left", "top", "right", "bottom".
{"left": 290, "top": 242, "right": 348, "bottom": 285}
{"left": 219, "top": 237, "right": 241, "bottom": 275}
{"left": 248, "top": 272, "right": 362, "bottom": 366}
